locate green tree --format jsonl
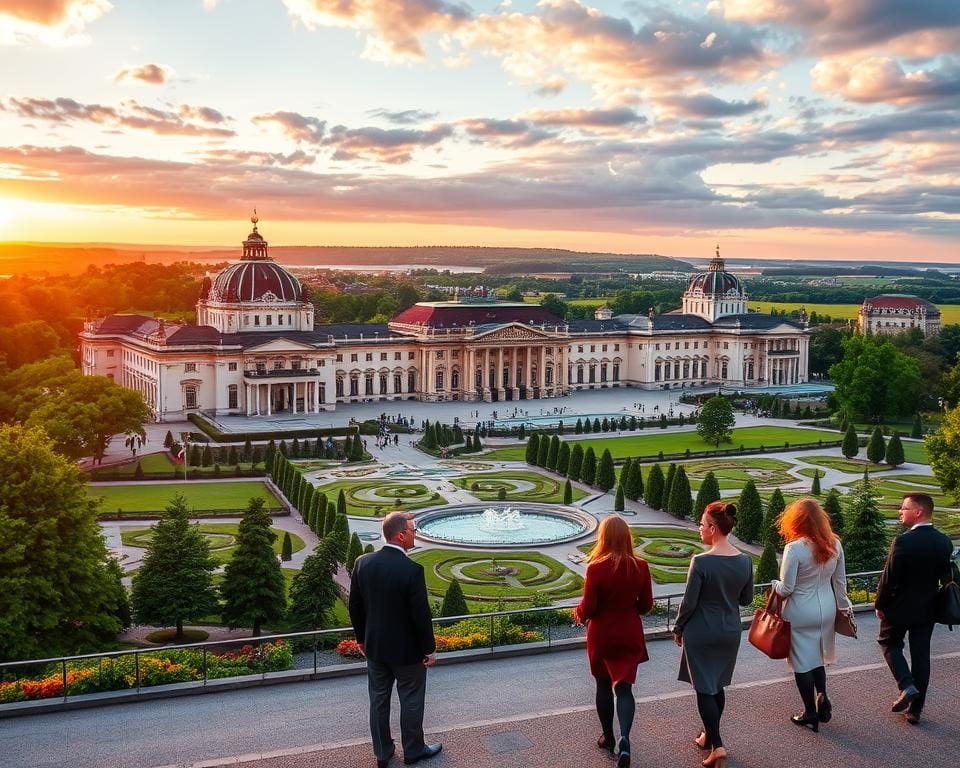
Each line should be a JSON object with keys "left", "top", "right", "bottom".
{"left": 866, "top": 426, "right": 886, "bottom": 464}
{"left": 841, "top": 423, "right": 859, "bottom": 459}
{"left": 735, "top": 480, "right": 763, "bottom": 544}
{"left": 546, "top": 435, "right": 561, "bottom": 471}
{"left": 823, "top": 488, "right": 844, "bottom": 534}
{"left": 563, "top": 478, "right": 573, "bottom": 504}
{"left": 885, "top": 431, "right": 905, "bottom": 468}
{"left": 696, "top": 395, "right": 736, "bottom": 447}
{"left": 525, "top": 433, "right": 540, "bottom": 465}
{"left": 619, "top": 457, "right": 633, "bottom": 496}
{"left": 325, "top": 502, "right": 337, "bottom": 539}
{"left": 537, "top": 434, "right": 550, "bottom": 466}
{"left": 287, "top": 537, "right": 340, "bottom": 631}
{"left": 763, "top": 489, "right": 786, "bottom": 549}
{"left": 644, "top": 463, "right": 665, "bottom": 510}
{"left": 349, "top": 433, "right": 365, "bottom": 461}
{"left": 440, "top": 578, "right": 469, "bottom": 617}
{"left": 575, "top": 418, "right": 583, "bottom": 434}
{"left": 331, "top": 513, "right": 351, "bottom": 563}
{"left": 421, "top": 422, "right": 437, "bottom": 451}
{"left": 539, "top": 293, "right": 568, "bottom": 319}
{"left": 596, "top": 449, "right": 616, "bottom": 491}
{"left": 131, "top": 493, "right": 218, "bottom": 641}
{"left": 163, "top": 430, "right": 174, "bottom": 448}
{"left": 0, "top": 425, "right": 130, "bottom": 659}
{"left": 756, "top": 540, "right": 779, "bottom": 585}
{"left": 927, "top": 404, "right": 960, "bottom": 502}
{"left": 841, "top": 474, "right": 888, "bottom": 571}
{"left": 811, "top": 468, "right": 822, "bottom": 495}
{"left": 557, "top": 442, "right": 571, "bottom": 475}
{"left": 337, "top": 489, "right": 348, "bottom": 517}
{"left": 220, "top": 497, "right": 287, "bottom": 636}
{"left": 281, "top": 531, "right": 293, "bottom": 561}
{"left": 911, "top": 412, "right": 923, "bottom": 439}
{"left": 626, "top": 460, "right": 644, "bottom": 502}
{"left": 615, "top": 483, "right": 625, "bottom": 512}
{"left": 568, "top": 443, "right": 584, "bottom": 480}
{"left": 662, "top": 463, "right": 677, "bottom": 511}
{"left": 667, "top": 466, "right": 692, "bottom": 520}
{"left": 346, "top": 532, "right": 363, "bottom": 573}
{"left": 473, "top": 431, "right": 483, "bottom": 451}
{"left": 580, "top": 447, "right": 597, "bottom": 486}
{"left": 829, "top": 334, "right": 921, "bottom": 423}
{"left": 693, "top": 471, "right": 720, "bottom": 521}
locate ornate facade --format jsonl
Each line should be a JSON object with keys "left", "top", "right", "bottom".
{"left": 80, "top": 222, "right": 810, "bottom": 421}
{"left": 858, "top": 294, "right": 941, "bottom": 337}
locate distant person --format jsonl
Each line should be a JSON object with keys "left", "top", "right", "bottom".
{"left": 673, "top": 502, "right": 754, "bottom": 768}
{"left": 875, "top": 493, "right": 953, "bottom": 724}
{"left": 574, "top": 515, "right": 654, "bottom": 768}
{"left": 349, "top": 512, "right": 441, "bottom": 767}
{"left": 771, "top": 499, "right": 851, "bottom": 731}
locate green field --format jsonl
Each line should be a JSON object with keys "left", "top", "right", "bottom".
{"left": 90, "top": 481, "right": 284, "bottom": 515}
{"left": 121, "top": 523, "right": 305, "bottom": 565}
{"left": 750, "top": 301, "right": 960, "bottom": 325}
{"left": 483, "top": 426, "right": 839, "bottom": 463}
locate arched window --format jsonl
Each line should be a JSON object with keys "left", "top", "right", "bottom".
{"left": 184, "top": 386, "right": 198, "bottom": 410}
{"left": 451, "top": 369, "right": 460, "bottom": 390}
{"left": 379, "top": 374, "right": 387, "bottom": 395}
{"left": 228, "top": 384, "right": 238, "bottom": 409}
{"left": 394, "top": 373, "right": 402, "bottom": 393}
{"left": 336, "top": 377, "right": 344, "bottom": 398}
{"left": 350, "top": 376, "right": 359, "bottom": 397}
{"left": 475, "top": 367, "right": 483, "bottom": 390}
{"left": 408, "top": 370, "right": 416, "bottom": 392}
{"left": 545, "top": 366, "right": 553, "bottom": 385}
{"left": 436, "top": 369, "right": 445, "bottom": 390}
{"left": 365, "top": 373, "right": 374, "bottom": 395}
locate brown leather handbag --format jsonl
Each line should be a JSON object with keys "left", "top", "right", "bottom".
{"left": 834, "top": 607, "right": 858, "bottom": 638}
{"left": 748, "top": 591, "right": 791, "bottom": 659}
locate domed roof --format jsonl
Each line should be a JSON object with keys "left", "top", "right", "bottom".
{"left": 206, "top": 213, "right": 304, "bottom": 304}
{"left": 686, "top": 247, "right": 742, "bottom": 296}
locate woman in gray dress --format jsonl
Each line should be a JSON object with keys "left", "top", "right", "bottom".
{"left": 673, "top": 501, "right": 754, "bottom": 768}
{"left": 771, "top": 498, "right": 851, "bottom": 732}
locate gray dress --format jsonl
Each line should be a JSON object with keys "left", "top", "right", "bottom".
{"left": 674, "top": 553, "right": 755, "bottom": 694}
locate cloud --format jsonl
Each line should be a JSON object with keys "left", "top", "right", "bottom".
{"left": 523, "top": 107, "right": 647, "bottom": 128}
{"left": 0, "top": 0, "right": 111, "bottom": 45}
{"left": 661, "top": 93, "right": 765, "bottom": 117}
{"left": 197, "top": 149, "right": 316, "bottom": 167}
{"left": 252, "top": 110, "right": 327, "bottom": 143}
{"left": 2, "top": 96, "right": 235, "bottom": 137}
{"left": 113, "top": 63, "right": 174, "bottom": 85}
{"left": 812, "top": 55, "right": 960, "bottom": 104}
{"left": 367, "top": 108, "right": 439, "bottom": 125}
{"left": 281, "top": 0, "right": 472, "bottom": 61}
{"left": 325, "top": 124, "right": 455, "bottom": 164}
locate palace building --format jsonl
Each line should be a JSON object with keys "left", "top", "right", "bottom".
{"left": 858, "top": 294, "right": 941, "bottom": 338}
{"left": 81, "top": 220, "right": 810, "bottom": 421}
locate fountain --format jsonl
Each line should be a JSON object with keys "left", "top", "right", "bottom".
{"left": 415, "top": 502, "right": 596, "bottom": 548}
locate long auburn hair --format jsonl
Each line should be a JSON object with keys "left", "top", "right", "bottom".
{"left": 587, "top": 515, "right": 641, "bottom": 572}
{"left": 778, "top": 498, "right": 837, "bottom": 564}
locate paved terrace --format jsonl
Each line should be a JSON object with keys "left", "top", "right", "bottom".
{"left": 6, "top": 615, "right": 958, "bottom": 768}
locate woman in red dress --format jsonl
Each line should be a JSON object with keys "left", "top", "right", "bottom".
{"left": 574, "top": 515, "right": 654, "bottom": 768}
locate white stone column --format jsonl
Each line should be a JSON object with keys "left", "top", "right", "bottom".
{"left": 539, "top": 346, "right": 547, "bottom": 395}
{"left": 497, "top": 347, "right": 504, "bottom": 395}
{"left": 267, "top": 383, "right": 272, "bottom": 416}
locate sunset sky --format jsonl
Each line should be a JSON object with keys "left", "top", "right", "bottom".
{"left": 0, "top": 0, "right": 958, "bottom": 261}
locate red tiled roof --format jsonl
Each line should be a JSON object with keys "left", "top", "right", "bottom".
{"left": 391, "top": 302, "right": 560, "bottom": 327}
{"left": 864, "top": 295, "right": 939, "bottom": 313}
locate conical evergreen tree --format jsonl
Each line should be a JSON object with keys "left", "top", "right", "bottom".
{"left": 331, "top": 513, "right": 351, "bottom": 564}
{"left": 662, "top": 463, "right": 677, "bottom": 511}
{"left": 537, "top": 434, "right": 550, "bottom": 467}
{"left": 291, "top": 438, "right": 301, "bottom": 459}
{"left": 349, "top": 433, "right": 365, "bottom": 461}
{"left": 440, "top": 578, "right": 469, "bottom": 617}
{"left": 472, "top": 431, "right": 482, "bottom": 451}
{"left": 735, "top": 480, "right": 763, "bottom": 544}
{"left": 220, "top": 497, "right": 287, "bottom": 636}
{"left": 619, "top": 457, "right": 633, "bottom": 495}
{"left": 615, "top": 483, "right": 625, "bottom": 511}
{"left": 626, "top": 460, "right": 644, "bottom": 501}
{"left": 281, "top": 531, "right": 293, "bottom": 561}
{"left": 580, "top": 447, "right": 597, "bottom": 486}
{"left": 596, "top": 449, "right": 616, "bottom": 491}
{"left": 592, "top": 417, "right": 601, "bottom": 432}
{"left": 163, "top": 430, "right": 174, "bottom": 448}
{"left": 756, "top": 540, "right": 779, "bottom": 584}
{"left": 557, "top": 442, "right": 571, "bottom": 475}
{"left": 130, "top": 494, "right": 218, "bottom": 640}
{"left": 313, "top": 492, "right": 328, "bottom": 535}
{"left": 547, "top": 435, "right": 561, "bottom": 471}
{"left": 842, "top": 423, "right": 859, "bottom": 458}
{"left": 342, "top": 434, "right": 353, "bottom": 459}
{"left": 866, "top": 426, "right": 886, "bottom": 464}
{"left": 693, "top": 471, "right": 721, "bottom": 521}
{"left": 568, "top": 443, "right": 584, "bottom": 481}
{"left": 525, "top": 433, "right": 540, "bottom": 465}
{"left": 346, "top": 532, "right": 363, "bottom": 573}
{"left": 823, "top": 488, "right": 844, "bottom": 534}
{"left": 575, "top": 418, "right": 583, "bottom": 434}
{"left": 287, "top": 537, "right": 340, "bottom": 630}
{"left": 885, "top": 431, "right": 905, "bottom": 467}
{"left": 583, "top": 418, "right": 592, "bottom": 434}
{"left": 563, "top": 479, "right": 573, "bottom": 504}
{"left": 668, "top": 466, "right": 693, "bottom": 519}
{"left": 324, "top": 502, "right": 337, "bottom": 539}
{"left": 644, "top": 463, "right": 665, "bottom": 510}
{"left": 842, "top": 474, "right": 888, "bottom": 571}
{"left": 337, "top": 489, "right": 347, "bottom": 517}
{"left": 279, "top": 440, "right": 289, "bottom": 457}
{"left": 762, "top": 488, "right": 786, "bottom": 549}
{"left": 422, "top": 422, "right": 438, "bottom": 450}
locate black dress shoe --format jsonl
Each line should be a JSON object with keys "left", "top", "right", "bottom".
{"left": 905, "top": 712, "right": 921, "bottom": 725}
{"left": 597, "top": 734, "right": 615, "bottom": 754}
{"left": 816, "top": 693, "right": 832, "bottom": 723}
{"left": 891, "top": 685, "right": 919, "bottom": 713}
{"left": 790, "top": 713, "right": 819, "bottom": 732}
{"left": 404, "top": 744, "right": 442, "bottom": 765}
{"left": 377, "top": 743, "right": 396, "bottom": 768}
{"left": 616, "top": 738, "right": 630, "bottom": 767}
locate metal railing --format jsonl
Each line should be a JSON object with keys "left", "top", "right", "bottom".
{"left": 0, "top": 571, "right": 881, "bottom": 710}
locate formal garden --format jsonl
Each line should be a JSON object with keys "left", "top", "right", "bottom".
{"left": 451, "top": 470, "right": 588, "bottom": 503}
{"left": 120, "top": 523, "right": 306, "bottom": 565}
{"left": 312, "top": 479, "right": 448, "bottom": 516}
{"left": 90, "top": 480, "right": 285, "bottom": 517}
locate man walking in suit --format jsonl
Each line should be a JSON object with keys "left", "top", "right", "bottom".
{"left": 875, "top": 493, "right": 953, "bottom": 724}
{"left": 349, "top": 512, "right": 442, "bottom": 767}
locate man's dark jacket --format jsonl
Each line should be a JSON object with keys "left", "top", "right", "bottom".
{"left": 875, "top": 525, "right": 953, "bottom": 625}
{"left": 349, "top": 546, "right": 436, "bottom": 665}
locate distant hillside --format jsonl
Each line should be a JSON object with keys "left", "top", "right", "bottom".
{"left": 0, "top": 243, "right": 689, "bottom": 276}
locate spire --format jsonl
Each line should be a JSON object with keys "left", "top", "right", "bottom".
{"left": 242, "top": 211, "right": 269, "bottom": 260}
{"left": 251, "top": 208, "right": 259, "bottom": 234}
{"left": 708, "top": 243, "right": 725, "bottom": 271}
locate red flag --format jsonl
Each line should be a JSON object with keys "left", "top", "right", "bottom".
{"left": 175, "top": 446, "right": 186, "bottom": 465}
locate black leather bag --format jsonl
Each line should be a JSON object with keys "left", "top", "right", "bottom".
{"left": 935, "top": 561, "right": 960, "bottom": 630}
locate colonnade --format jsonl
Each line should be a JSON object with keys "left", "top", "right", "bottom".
{"left": 418, "top": 344, "right": 567, "bottom": 401}
{"left": 245, "top": 379, "right": 326, "bottom": 416}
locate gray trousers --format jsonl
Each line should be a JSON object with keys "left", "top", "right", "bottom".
{"left": 366, "top": 658, "right": 427, "bottom": 760}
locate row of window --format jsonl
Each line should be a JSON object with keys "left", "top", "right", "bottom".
{"left": 568, "top": 364, "right": 620, "bottom": 384}
{"left": 336, "top": 351, "right": 416, "bottom": 363}
{"left": 336, "top": 372, "right": 417, "bottom": 398}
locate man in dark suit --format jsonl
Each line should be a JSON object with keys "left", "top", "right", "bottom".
{"left": 875, "top": 493, "right": 953, "bottom": 724}
{"left": 349, "top": 512, "right": 441, "bottom": 767}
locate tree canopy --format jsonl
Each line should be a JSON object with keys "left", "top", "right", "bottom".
{"left": 288, "top": 537, "right": 341, "bottom": 631}
{"left": 928, "top": 404, "right": 960, "bottom": 503}
{"left": 829, "top": 334, "right": 921, "bottom": 423}
{"left": 696, "top": 396, "right": 735, "bottom": 447}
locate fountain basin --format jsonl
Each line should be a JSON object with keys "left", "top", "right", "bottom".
{"left": 415, "top": 502, "right": 596, "bottom": 548}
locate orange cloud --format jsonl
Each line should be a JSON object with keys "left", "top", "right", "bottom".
{"left": 113, "top": 63, "right": 174, "bottom": 85}
{"left": 812, "top": 55, "right": 960, "bottom": 104}
{"left": 0, "top": 0, "right": 110, "bottom": 45}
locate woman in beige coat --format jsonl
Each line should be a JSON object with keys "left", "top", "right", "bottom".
{"left": 771, "top": 498, "right": 852, "bottom": 732}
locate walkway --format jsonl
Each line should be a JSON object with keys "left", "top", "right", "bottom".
{"left": 5, "top": 615, "right": 958, "bottom": 768}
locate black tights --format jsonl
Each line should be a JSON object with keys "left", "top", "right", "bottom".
{"left": 696, "top": 689, "right": 726, "bottom": 749}
{"left": 793, "top": 666, "right": 827, "bottom": 715}
{"left": 595, "top": 677, "right": 636, "bottom": 750}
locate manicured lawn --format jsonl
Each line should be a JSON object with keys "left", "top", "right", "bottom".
{"left": 90, "top": 481, "right": 284, "bottom": 516}
{"left": 901, "top": 441, "right": 929, "bottom": 464}
{"left": 122, "top": 523, "right": 305, "bottom": 565}
{"left": 411, "top": 549, "right": 583, "bottom": 603}
{"left": 798, "top": 456, "right": 897, "bottom": 475}
{"left": 612, "top": 457, "right": 798, "bottom": 493}
{"left": 453, "top": 470, "right": 587, "bottom": 503}
{"left": 91, "top": 451, "right": 264, "bottom": 478}
{"left": 483, "top": 426, "right": 839, "bottom": 463}
{"left": 750, "top": 301, "right": 960, "bottom": 325}
{"left": 314, "top": 479, "right": 446, "bottom": 517}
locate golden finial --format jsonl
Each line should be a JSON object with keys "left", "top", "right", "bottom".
{"left": 715, "top": 243, "right": 720, "bottom": 258}
{"left": 251, "top": 208, "right": 259, "bottom": 230}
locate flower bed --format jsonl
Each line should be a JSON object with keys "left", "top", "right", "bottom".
{"left": 0, "top": 641, "right": 293, "bottom": 704}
